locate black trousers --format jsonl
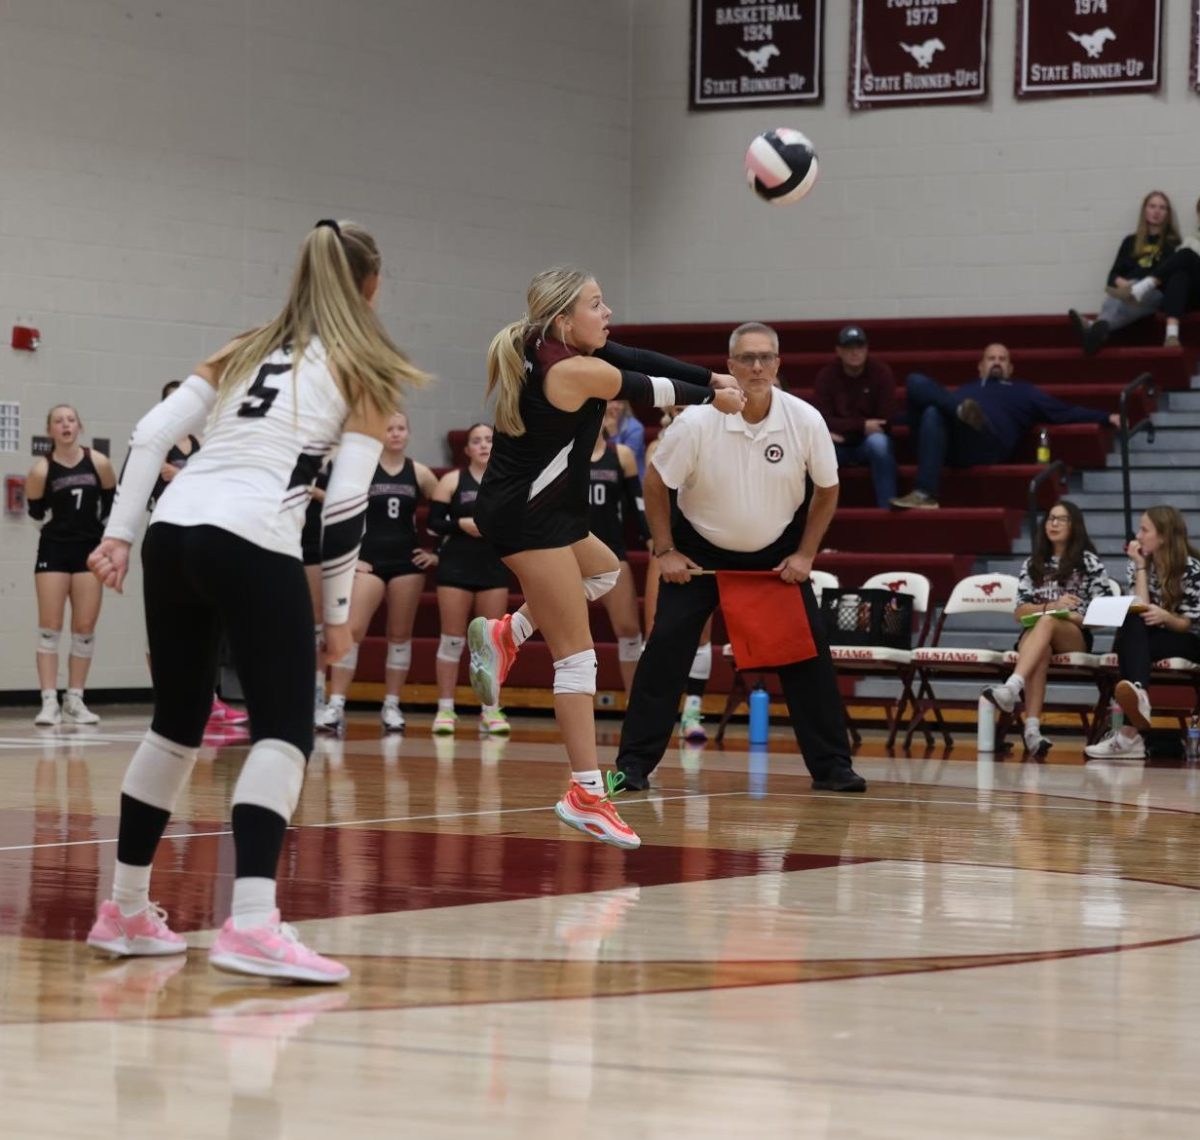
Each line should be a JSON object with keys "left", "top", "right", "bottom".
{"left": 1153, "top": 247, "right": 1200, "bottom": 319}
{"left": 1114, "top": 611, "right": 1200, "bottom": 688}
{"left": 616, "top": 516, "right": 850, "bottom": 780}
{"left": 143, "top": 523, "right": 315, "bottom": 755}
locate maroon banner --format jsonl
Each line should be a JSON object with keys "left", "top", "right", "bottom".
{"left": 849, "top": 0, "right": 990, "bottom": 111}
{"left": 1016, "top": 0, "right": 1162, "bottom": 99}
{"left": 690, "top": 0, "right": 824, "bottom": 110}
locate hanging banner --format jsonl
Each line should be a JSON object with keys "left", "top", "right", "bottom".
{"left": 1016, "top": 0, "right": 1162, "bottom": 99}
{"left": 690, "top": 0, "right": 824, "bottom": 110}
{"left": 849, "top": 0, "right": 990, "bottom": 111}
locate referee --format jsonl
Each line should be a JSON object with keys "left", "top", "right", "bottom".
{"left": 615, "top": 322, "right": 866, "bottom": 794}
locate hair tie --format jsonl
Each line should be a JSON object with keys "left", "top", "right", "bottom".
{"left": 315, "top": 218, "right": 341, "bottom": 236}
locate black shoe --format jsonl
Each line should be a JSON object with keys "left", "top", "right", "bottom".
{"left": 616, "top": 765, "right": 650, "bottom": 792}
{"left": 1068, "top": 308, "right": 1087, "bottom": 347}
{"left": 1082, "top": 319, "right": 1109, "bottom": 357}
{"left": 812, "top": 766, "right": 867, "bottom": 793}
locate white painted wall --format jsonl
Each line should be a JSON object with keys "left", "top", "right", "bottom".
{"left": 629, "top": 0, "right": 1200, "bottom": 323}
{"left": 0, "top": 0, "right": 633, "bottom": 692}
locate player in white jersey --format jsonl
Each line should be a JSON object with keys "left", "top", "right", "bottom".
{"left": 84, "top": 219, "right": 427, "bottom": 983}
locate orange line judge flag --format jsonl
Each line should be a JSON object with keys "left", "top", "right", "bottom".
{"left": 716, "top": 571, "right": 818, "bottom": 670}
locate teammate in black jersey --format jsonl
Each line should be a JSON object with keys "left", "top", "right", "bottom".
{"left": 587, "top": 423, "right": 648, "bottom": 693}
{"left": 317, "top": 410, "right": 438, "bottom": 734}
{"left": 303, "top": 456, "right": 333, "bottom": 718}
{"left": 466, "top": 267, "right": 743, "bottom": 849}
{"left": 428, "top": 423, "right": 511, "bottom": 735}
{"left": 25, "top": 404, "right": 117, "bottom": 726}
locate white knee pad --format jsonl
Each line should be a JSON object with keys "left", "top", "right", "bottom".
{"left": 437, "top": 634, "right": 465, "bottom": 663}
{"left": 387, "top": 640, "right": 413, "bottom": 670}
{"left": 121, "top": 730, "right": 200, "bottom": 812}
{"left": 37, "top": 627, "right": 61, "bottom": 655}
{"left": 332, "top": 643, "right": 359, "bottom": 672}
{"left": 617, "top": 634, "right": 644, "bottom": 662}
{"left": 689, "top": 641, "right": 713, "bottom": 681}
{"left": 582, "top": 570, "right": 620, "bottom": 601}
{"left": 553, "top": 649, "right": 597, "bottom": 695}
{"left": 70, "top": 632, "right": 95, "bottom": 659}
{"left": 232, "top": 739, "right": 306, "bottom": 822}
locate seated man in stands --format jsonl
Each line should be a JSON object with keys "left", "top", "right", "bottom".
{"left": 891, "top": 343, "right": 1121, "bottom": 510}
{"left": 812, "top": 325, "right": 897, "bottom": 508}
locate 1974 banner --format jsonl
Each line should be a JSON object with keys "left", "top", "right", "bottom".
{"left": 691, "top": 0, "right": 824, "bottom": 110}
{"left": 849, "top": 0, "right": 990, "bottom": 111}
{"left": 1017, "top": 0, "right": 1162, "bottom": 98}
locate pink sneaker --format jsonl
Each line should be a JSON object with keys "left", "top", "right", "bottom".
{"left": 468, "top": 615, "right": 519, "bottom": 707}
{"left": 209, "top": 696, "right": 249, "bottom": 725}
{"left": 208, "top": 911, "right": 349, "bottom": 984}
{"left": 86, "top": 900, "right": 188, "bottom": 957}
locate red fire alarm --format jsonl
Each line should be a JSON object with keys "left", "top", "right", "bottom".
{"left": 11, "top": 325, "right": 40, "bottom": 351}
{"left": 4, "top": 474, "right": 25, "bottom": 516}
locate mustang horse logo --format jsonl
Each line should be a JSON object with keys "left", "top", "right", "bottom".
{"left": 977, "top": 581, "right": 1004, "bottom": 597}
{"left": 738, "top": 44, "right": 780, "bottom": 73}
{"left": 900, "top": 39, "right": 945, "bottom": 69}
{"left": 1068, "top": 28, "right": 1116, "bottom": 59}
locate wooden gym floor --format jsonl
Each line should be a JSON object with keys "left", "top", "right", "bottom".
{"left": 2, "top": 705, "right": 1199, "bottom": 1138}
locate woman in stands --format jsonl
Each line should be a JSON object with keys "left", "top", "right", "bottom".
{"left": 25, "top": 404, "right": 117, "bottom": 726}
{"left": 85, "top": 219, "right": 426, "bottom": 982}
{"left": 982, "top": 501, "right": 1109, "bottom": 755}
{"left": 318, "top": 410, "right": 438, "bottom": 734}
{"left": 466, "top": 267, "right": 743, "bottom": 849}
{"left": 1069, "top": 190, "right": 1180, "bottom": 355}
{"left": 428, "top": 422, "right": 511, "bottom": 735}
{"left": 1086, "top": 506, "right": 1200, "bottom": 760}
{"left": 604, "top": 398, "right": 646, "bottom": 477}
{"left": 1114, "top": 196, "right": 1200, "bottom": 348}
{"left": 641, "top": 406, "right": 714, "bottom": 742}
{"left": 587, "top": 419, "right": 648, "bottom": 693}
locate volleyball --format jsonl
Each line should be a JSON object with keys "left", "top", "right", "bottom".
{"left": 744, "top": 128, "right": 818, "bottom": 205}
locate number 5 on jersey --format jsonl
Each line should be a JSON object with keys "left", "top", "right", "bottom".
{"left": 237, "top": 362, "right": 292, "bottom": 419}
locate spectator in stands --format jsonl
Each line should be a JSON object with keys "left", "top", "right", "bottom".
{"left": 1069, "top": 190, "right": 1180, "bottom": 355}
{"left": 981, "top": 501, "right": 1109, "bottom": 756}
{"left": 1112, "top": 196, "right": 1200, "bottom": 348}
{"left": 1086, "top": 506, "right": 1200, "bottom": 761}
{"left": 812, "top": 325, "right": 897, "bottom": 509}
{"left": 890, "top": 344, "right": 1121, "bottom": 510}
{"left": 603, "top": 399, "right": 646, "bottom": 477}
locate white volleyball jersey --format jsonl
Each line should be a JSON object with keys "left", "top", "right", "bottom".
{"left": 152, "top": 339, "right": 348, "bottom": 558}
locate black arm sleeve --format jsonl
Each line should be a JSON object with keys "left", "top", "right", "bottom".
{"left": 427, "top": 501, "right": 455, "bottom": 536}
{"left": 621, "top": 473, "right": 650, "bottom": 544}
{"left": 615, "top": 370, "right": 713, "bottom": 408}
{"left": 27, "top": 497, "right": 46, "bottom": 521}
{"left": 99, "top": 487, "right": 115, "bottom": 524}
{"left": 597, "top": 341, "right": 712, "bottom": 387}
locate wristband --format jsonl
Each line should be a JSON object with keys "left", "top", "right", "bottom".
{"left": 653, "top": 546, "right": 676, "bottom": 559}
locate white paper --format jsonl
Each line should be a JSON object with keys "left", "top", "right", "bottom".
{"left": 1083, "top": 595, "right": 1137, "bottom": 628}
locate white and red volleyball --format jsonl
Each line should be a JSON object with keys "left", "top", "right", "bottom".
{"left": 744, "top": 128, "right": 818, "bottom": 205}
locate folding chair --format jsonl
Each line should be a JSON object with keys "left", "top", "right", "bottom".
{"left": 829, "top": 572, "right": 933, "bottom": 749}
{"left": 904, "top": 572, "right": 1020, "bottom": 747}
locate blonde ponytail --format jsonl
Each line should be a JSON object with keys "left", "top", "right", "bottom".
{"left": 209, "top": 221, "right": 429, "bottom": 418}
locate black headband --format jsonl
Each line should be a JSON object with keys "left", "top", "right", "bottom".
{"left": 315, "top": 218, "right": 341, "bottom": 236}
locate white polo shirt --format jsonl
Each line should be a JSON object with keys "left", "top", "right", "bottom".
{"left": 652, "top": 389, "right": 838, "bottom": 552}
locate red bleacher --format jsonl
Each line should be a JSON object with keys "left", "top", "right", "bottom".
{"left": 348, "top": 314, "right": 1190, "bottom": 708}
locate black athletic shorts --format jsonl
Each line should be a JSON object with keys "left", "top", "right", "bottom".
{"left": 36, "top": 537, "right": 98, "bottom": 575}
{"left": 362, "top": 557, "right": 426, "bottom": 584}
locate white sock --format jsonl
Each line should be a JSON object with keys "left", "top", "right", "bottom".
{"left": 511, "top": 610, "right": 534, "bottom": 647}
{"left": 1025, "top": 716, "right": 1040, "bottom": 738}
{"left": 1131, "top": 277, "right": 1156, "bottom": 303}
{"left": 438, "top": 698, "right": 455, "bottom": 712}
{"left": 383, "top": 695, "right": 399, "bottom": 708}
{"left": 1007, "top": 674, "right": 1025, "bottom": 694}
{"left": 571, "top": 769, "right": 604, "bottom": 795}
{"left": 112, "top": 861, "right": 152, "bottom": 917}
{"left": 1166, "top": 318, "right": 1180, "bottom": 338}
{"left": 40, "top": 689, "right": 57, "bottom": 702}
{"left": 327, "top": 694, "right": 345, "bottom": 709}
{"left": 1118, "top": 726, "right": 1140, "bottom": 743}
{"left": 482, "top": 704, "right": 500, "bottom": 717}
{"left": 67, "top": 687, "right": 83, "bottom": 700}
{"left": 231, "top": 877, "right": 277, "bottom": 930}
{"left": 683, "top": 693, "right": 702, "bottom": 712}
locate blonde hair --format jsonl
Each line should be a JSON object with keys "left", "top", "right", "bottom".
{"left": 46, "top": 404, "right": 81, "bottom": 430}
{"left": 486, "top": 267, "right": 593, "bottom": 437}
{"left": 1134, "top": 191, "right": 1180, "bottom": 259}
{"left": 208, "top": 221, "right": 428, "bottom": 417}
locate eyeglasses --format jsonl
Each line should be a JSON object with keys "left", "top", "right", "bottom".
{"left": 1046, "top": 515, "right": 1070, "bottom": 525}
{"left": 732, "top": 352, "right": 779, "bottom": 367}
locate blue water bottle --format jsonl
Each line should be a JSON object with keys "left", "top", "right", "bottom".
{"left": 749, "top": 684, "right": 770, "bottom": 745}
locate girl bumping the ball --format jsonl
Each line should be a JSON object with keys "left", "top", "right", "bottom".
{"left": 85, "top": 219, "right": 426, "bottom": 982}
{"left": 466, "top": 267, "right": 744, "bottom": 850}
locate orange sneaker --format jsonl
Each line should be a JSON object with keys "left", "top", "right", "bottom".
{"left": 468, "top": 615, "right": 518, "bottom": 707}
{"left": 554, "top": 777, "right": 641, "bottom": 849}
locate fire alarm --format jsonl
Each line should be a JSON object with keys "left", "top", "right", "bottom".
{"left": 11, "top": 325, "right": 40, "bottom": 351}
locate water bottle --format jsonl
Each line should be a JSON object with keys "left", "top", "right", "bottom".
{"left": 748, "top": 744, "right": 769, "bottom": 798}
{"left": 1187, "top": 716, "right": 1200, "bottom": 764}
{"left": 749, "top": 684, "right": 770, "bottom": 745}
{"left": 976, "top": 694, "right": 995, "bottom": 753}
{"left": 1036, "top": 428, "right": 1051, "bottom": 464}
{"left": 1110, "top": 700, "right": 1124, "bottom": 734}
